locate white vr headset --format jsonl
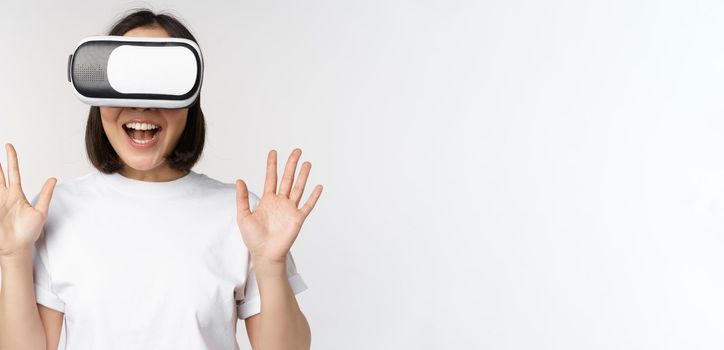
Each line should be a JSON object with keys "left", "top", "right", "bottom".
{"left": 67, "top": 36, "right": 204, "bottom": 108}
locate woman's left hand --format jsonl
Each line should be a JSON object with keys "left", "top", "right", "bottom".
{"left": 235, "top": 148, "right": 323, "bottom": 265}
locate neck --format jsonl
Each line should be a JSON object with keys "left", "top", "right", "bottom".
{"left": 119, "top": 165, "right": 189, "bottom": 182}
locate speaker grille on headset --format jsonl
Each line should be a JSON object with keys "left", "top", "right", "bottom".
{"left": 75, "top": 64, "right": 105, "bottom": 82}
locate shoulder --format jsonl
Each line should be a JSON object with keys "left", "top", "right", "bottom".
{"left": 29, "top": 171, "right": 97, "bottom": 206}
{"left": 189, "top": 172, "right": 261, "bottom": 209}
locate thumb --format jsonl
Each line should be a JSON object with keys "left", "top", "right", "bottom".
{"left": 34, "top": 177, "right": 57, "bottom": 217}
{"left": 236, "top": 179, "right": 252, "bottom": 219}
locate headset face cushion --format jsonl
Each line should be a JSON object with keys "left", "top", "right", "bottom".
{"left": 68, "top": 36, "right": 203, "bottom": 108}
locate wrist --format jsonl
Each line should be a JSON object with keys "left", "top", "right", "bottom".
{"left": 251, "top": 255, "right": 288, "bottom": 278}
{"left": 0, "top": 247, "right": 33, "bottom": 267}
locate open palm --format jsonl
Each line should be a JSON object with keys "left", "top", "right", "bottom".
{"left": 0, "top": 143, "right": 57, "bottom": 258}
{"left": 235, "top": 148, "right": 322, "bottom": 263}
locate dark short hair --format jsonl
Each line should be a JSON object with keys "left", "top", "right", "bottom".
{"left": 85, "top": 9, "right": 206, "bottom": 174}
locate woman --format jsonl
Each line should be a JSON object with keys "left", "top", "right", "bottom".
{"left": 0, "top": 9, "right": 321, "bottom": 350}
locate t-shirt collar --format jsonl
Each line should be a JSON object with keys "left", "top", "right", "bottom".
{"left": 96, "top": 169, "right": 202, "bottom": 198}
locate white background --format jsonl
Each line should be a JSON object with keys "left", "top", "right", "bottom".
{"left": 1, "top": 0, "right": 724, "bottom": 349}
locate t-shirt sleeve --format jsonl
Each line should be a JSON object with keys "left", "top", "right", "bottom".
{"left": 32, "top": 226, "right": 66, "bottom": 313}
{"left": 236, "top": 251, "right": 308, "bottom": 319}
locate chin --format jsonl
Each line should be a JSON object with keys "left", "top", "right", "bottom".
{"left": 122, "top": 158, "right": 164, "bottom": 172}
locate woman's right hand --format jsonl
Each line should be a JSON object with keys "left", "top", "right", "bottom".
{"left": 0, "top": 143, "right": 57, "bottom": 259}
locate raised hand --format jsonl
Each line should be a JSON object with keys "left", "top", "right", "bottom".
{"left": 0, "top": 143, "right": 57, "bottom": 259}
{"left": 235, "top": 148, "right": 322, "bottom": 264}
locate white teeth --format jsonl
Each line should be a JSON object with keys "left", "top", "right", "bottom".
{"left": 124, "top": 121, "right": 160, "bottom": 146}
{"left": 125, "top": 122, "right": 160, "bottom": 131}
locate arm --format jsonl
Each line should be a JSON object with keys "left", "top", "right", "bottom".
{"left": 0, "top": 143, "right": 61, "bottom": 350}
{"left": 236, "top": 148, "right": 322, "bottom": 350}
{"left": 244, "top": 258, "right": 311, "bottom": 350}
{"left": 0, "top": 249, "right": 47, "bottom": 350}
{"left": 38, "top": 304, "right": 63, "bottom": 350}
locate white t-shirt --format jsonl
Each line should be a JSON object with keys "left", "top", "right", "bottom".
{"left": 30, "top": 169, "right": 308, "bottom": 349}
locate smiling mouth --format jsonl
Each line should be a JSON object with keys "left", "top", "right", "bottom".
{"left": 123, "top": 125, "right": 162, "bottom": 144}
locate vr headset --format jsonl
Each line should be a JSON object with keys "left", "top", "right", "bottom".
{"left": 67, "top": 36, "right": 203, "bottom": 108}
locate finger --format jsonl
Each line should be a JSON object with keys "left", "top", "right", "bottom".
{"left": 6, "top": 143, "right": 21, "bottom": 188}
{"left": 263, "top": 150, "right": 278, "bottom": 195}
{"left": 290, "top": 161, "right": 311, "bottom": 207}
{"left": 34, "top": 177, "right": 57, "bottom": 217}
{"left": 236, "top": 179, "right": 253, "bottom": 218}
{"left": 279, "top": 148, "right": 302, "bottom": 198}
{"left": 0, "top": 145, "right": 6, "bottom": 188}
{"left": 299, "top": 185, "right": 323, "bottom": 218}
